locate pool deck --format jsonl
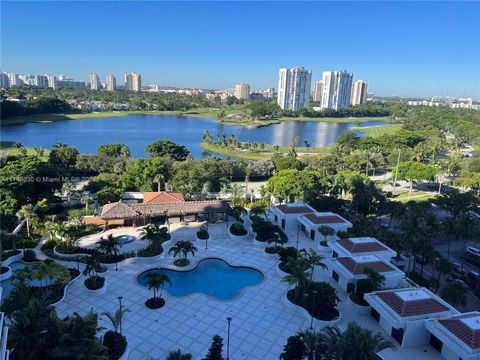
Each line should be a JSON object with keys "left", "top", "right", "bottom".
{"left": 46, "top": 218, "right": 441, "bottom": 359}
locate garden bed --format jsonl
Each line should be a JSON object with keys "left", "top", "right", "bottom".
{"left": 145, "top": 297, "right": 165, "bottom": 309}
{"left": 103, "top": 330, "right": 128, "bottom": 360}
{"left": 174, "top": 258, "right": 190, "bottom": 267}
{"left": 286, "top": 284, "right": 340, "bottom": 322}
{"left": 84, "top": 275, "right": 106, "bottom": 291}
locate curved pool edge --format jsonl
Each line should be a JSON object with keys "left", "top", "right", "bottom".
{"left": 133, "top": 256, "right": 267, "bottom": 303}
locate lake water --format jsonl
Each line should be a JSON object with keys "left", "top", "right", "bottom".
{"left": 1, "top": 114, "right": 385, "bottom": 158}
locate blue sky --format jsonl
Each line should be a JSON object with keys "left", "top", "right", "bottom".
{"left": 2, "top": 1, "right": 479, "bottom": 98}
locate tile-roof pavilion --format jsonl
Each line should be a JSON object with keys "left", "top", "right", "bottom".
{"left": 336, "top": 255, "right": 397, "bottom": 275}
{"left": 438, "top": 312, "right": 480, "bottom": 350}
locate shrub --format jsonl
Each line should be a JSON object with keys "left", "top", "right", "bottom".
{"left": 204, "top": 335, "right": 224, "bottom": 360}
{"left": 349, "top": 292, "right": 369, "bottom": 306}
{"left": 41, "top": 238, "right": 59, "bottom": 251}
{"left": 22, "top": 249, "right": 37, "bottom": 262}
{"left": 265, "top": 246, "right": 282, "bottom": 254}
{"left": 252, "top": 219, "right": 278, "bottom": 242}
{"left": 102, "top": 330, "right": 127, "bottom": 360}
{"left": 174, "top": 258, "right": 190, "bottom": 267}
{"left": 196, "top": 225, "right": 209, "bottom": 240}
{"left": 56, "top": 243, "right": 98, "bottom": 255}
{"left": 319, "top": 240, "right": 328, "bottom": 247}
{"left": 230, "top": 222, "right": 247, "bottom": 236}
{"left": 145, "top": 297, "right": 165, "bottom": 309}
{"left": 84, "top": 275, "right": 105, "bottom": 290}
{"left": 287, "top": 281, "right": 339, "bottom": 321}
{"left": 136, "top": 241, "right": 163, "bottom": 257}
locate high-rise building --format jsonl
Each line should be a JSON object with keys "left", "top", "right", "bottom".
{"left": 90, "top": 73, "right": 100, "bottom": 90}
{"left": 47, "top": 75, "right": 58, "bottom": 90}
{"left": 235, "top": 82, "right": 250, "bottom": 100}
{"left": 35, "top": 75, "right": 49, "bottom": 88}
{"left": 277, "top": 67, "right": 312, "bottom": 111}
{"left": 20, "top": 74, "right": 36, "bottom": 86}
{"left": 320, "top": 70, "right": 353, "bottom": 110}
{"left": 125, "top": 72, "right": 141, "bottom": 92}
{"left": 0, "top": 72, "right": 9, "bottom": 88}
{"left": 351, "top": 80, "right": 368, "bottom": 106}
{"left": 7, "top": 73, "right": 21, "bottom": 87}
{"left": 106, "top": 74, "right": 116, "bottom": 91}
{"left": 313, "top": 80, "right": 323, "bottom": 102}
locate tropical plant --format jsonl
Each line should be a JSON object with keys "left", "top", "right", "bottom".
{"left": 305, "top": 248, "right": 327, "bottom": 281}
{"left": 97, "top": 234, "right": 122, "bottom": 270}
{"left": 297, "top": 329, "right": 323, "bottom": 360}
{"left": 280, "top": 335, "right": 306, "bottom": 360}
{"left": 168, "top": 240, "right": 198, "bottom": 266}
{"left": 282, "top": 257, "right": 311, "bottom": 300}
{"left": 80, "top": 194, "right": 93, "bottom": 212}
{"left": 102, "top": 307, "right": 131, "bottom": 335}
{"left": 196, "top": 224, "right": 209, "bottom": 240}
{"left": 16, "top": 203, "right": 37, "bottom": 238}
{"left": 229, "top": 222, "right": 247, "bottom": 236}
{"left": 145, "top": 272, "right": 172, "bottom": 308}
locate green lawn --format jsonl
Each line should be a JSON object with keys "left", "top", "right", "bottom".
{"left": 0, "top": 142, "right": 50, "bottom": 160}
{"left": 277, "top": 116, "right": 390, "bottom": 123}
{"left": 200, "top": 142, "right": 331, "bottom": 160}
{"left": 352, "top": 123, "right": 403, "bottom": 138}
{"left": 1, "top": 112, "right": 130, "bottom": 125}
{"left": 390, "top": 189, "right": 437, "bottom": 202}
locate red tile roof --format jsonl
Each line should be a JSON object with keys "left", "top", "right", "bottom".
{"left": 336, "top": 238, "right": 388, "bottom": 254}
{"left": 304, "top": 213, "right": 346, "bottom": 224}
{"left": 275, "top": 205, "right": 314, "bottom": 214}
{"left": 143, "top": 192, "right": 185, "bottom": 204}
{"left": 337, "top": 257, "right": 394, "bottom": 275}
{"left": 438, "top": 315, "right": 480, "bottom": 349}
{"left": 377, "top": 291, "right": 449, "bottom": 317}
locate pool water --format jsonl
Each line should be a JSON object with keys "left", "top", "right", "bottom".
{"left": 114, "top": 235, "right": 136, "bottom": 245}
{"left": 137, "top": 258, "right": 264, "bottom": 301}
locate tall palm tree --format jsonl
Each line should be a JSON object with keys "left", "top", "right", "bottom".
{"left": 43, "top": 220, "right": 58, "bottom": 241}
{"left": 297, "top": 329, "right": 323, "bottom": 360}
{"left": 305, "top": 249, "right": 327, "bottom": 281}
{"left": 166, "top": 349, "right": 192, "bottom": 360}
{"left": 433, "top": 256, "right": 452, "bottom": 293}
{"left": 282, "top": 257, "right": 311, "bottom": 300}
{"left": 16, "top": 204, "right": 37, "bottom": 238}
{"left": 97, "top": 234, "right": 121, "bottom": 271}
{"left": 83, "top": 255, "right": 101, "bottom": 278}
{"left": 145, "top": 272, "right": 172, "bottom": 300}
{"left": 61, "top": 182, "right": 73, "bottom": 203}
{"left": 102, "top": 307, "right": 131, "bottom": 335}
{"left": 80, "top": 195, "right": 92, "bottom": 213}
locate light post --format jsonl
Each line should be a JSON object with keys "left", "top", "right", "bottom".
{"left": 226, "top": 317, "right": 232, "bottom": 360}
{"left": 296, "top": 224, "right": 300, "bottom": 251}
{"left": 76, "top": 256, "right": 81, "bottom": 271}
{"left": 118, "top": 296, "right": 123, "bottom": 335}
{"left": 310, "top": 290, "right": 318, "bottom": 330}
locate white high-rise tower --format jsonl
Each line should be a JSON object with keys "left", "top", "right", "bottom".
{"left": 320, "top": 70, "right": 353, "bottom": 110}
{"left": 351, "top": 80, "right": 368, "bottom": 106}
{"left": 277, "top": 67, "right": 312, "bottom": 111}
{"left": 106, "top": 74, "right": 116, "bottom": 91}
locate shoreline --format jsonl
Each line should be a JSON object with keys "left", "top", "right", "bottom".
{"left": 1, "top": 110, "right": 390, "bottom": 127}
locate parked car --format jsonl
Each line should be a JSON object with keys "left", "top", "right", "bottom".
{"left": 446, "top": 277, "right": 469, "bottom": 289}
{"left": 466, "top": 246, "right": 480, "bottom": 258}
{"left": 467, "top": 270, "right": 479, "bottom": 280}
{"left": 453, "top": 262, "right": 466, "bottom": 274}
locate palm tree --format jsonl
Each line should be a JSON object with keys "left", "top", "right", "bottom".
{"left": 102, "top": 307, "right": 131, "bottom": 335}
{"left": 8, "top": 297, "right": 59, "bottom": 360}
{"left": 80, "top": 195, "right": 92, "bottom": 213}
{"left": 441, "top": 282, "right": 468, "bottom": 307}
{"left": 282, "top": 257, "right": 311, "bottom": 300}
{"left": 138, "top": 224, "right": 165, "bottom": 245}
{"left": 43, "top": 220, "right": 58, "bottom": 241}
{"left": 34, "top": 146, "right": 45, "bottom": 157}
{"left": 297, "top": 329, "right": 323, "bottom": 360}
{"left": 305, "top": 249, "right": 327, "bottom": 281}
{"left": 145, "top": 272, "right": 172, "bottom": 300}
{"left": 168, "top": 240, "right": 197, "bottom": 261}
{"left": 321, "top": 322, "right": 396, "bottom": 360}
{"left": 83, "top": 255, "right": 101, "bottom": 278}
{"left": 97, "top": 234, "right": 122, "bottom": 271}
{"left": 62, "top": 182, "right": 73, "bottom": 203}
{"left": 433, "top": 256, "right": 452, "bottom": 293}
{"left": 16, "top": 204, "right": 37, "bottom": 239}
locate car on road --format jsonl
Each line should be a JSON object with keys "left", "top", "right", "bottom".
{"left": 446, "top": 277, "right": 469, "bottom": 288}
{"left": 466, "top": 246, "right": 480, "bottom": 258}
{"left": 453, "top": 262, "right": 466, "bottom": 274}
{"left": 467, "top": 270, "right": 479, "bottom": 280}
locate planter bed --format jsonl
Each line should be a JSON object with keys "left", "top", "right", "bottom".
{"left": 347, "top": 293, "right": 371, "bottom": 315}
{"left": 1, "top": 250, "right": 24, "bottom": 267}
{"left": 195, "top": 234, "right": 209, "bottom": 242}
{"left": 54, "top": 245, "right": 93, "bottom": 258}
{"left": 286, "top": 288, "right": 340, "bottom": 323}
{"left": 0, "top": 266, "right": 12, "bottom": 281}
{"left": 103, "top": 331, "right": 128, "bottom": 360}
{"left": 145, "top": 297, "right": 165, "bottom": 309}
{"left": 83, "top": 276, "right": 106, "bottom": 294}
{"left": 229, "top": 232, "right": 249, "bottom": 241}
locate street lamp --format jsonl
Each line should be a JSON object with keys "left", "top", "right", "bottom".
{"left": 76, "top": 256, "right": 81, "bottom": 271}
{"left": 310, "top": 290, "right": 318, "bottom": 330}
{"left": 226, "top": 317, "right": 232, "bottom": 360}
{"left": 118, "top": 296, "right": 123, "bottom": 335}
{"left": 296, "top": 224, "right": 300, "bottom": 251}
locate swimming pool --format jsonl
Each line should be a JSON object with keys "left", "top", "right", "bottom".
{"left": 137, "top": 258, "right": 264, "bottom": 301}
{"left": 114, "top": 235, "right": 136, "bottom": 245}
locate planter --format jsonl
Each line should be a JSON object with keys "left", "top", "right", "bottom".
{"left": 54, "top": 245, "right": 92, "bottom": 259}
{"left": 317, "top": 244, "right": 332, "bottom": 256}
{"left": 253, "top": 235, "right": 268, "bottom": 247}
{"left": 195, "top": 234, "right": 209, "bottom": 242}
{"left": 263, "top": 250, "right": 279, "bottom": 259}
{"left": 283, "top": 292, "right": 341, "bottom": 329}
{"left": 145, "top": 297, "right": 165, "bottom": 309}
{"left": 276, "top": 264, "right": 290, "bottom": 277}
{"left": 2, "top": 250, "right": 24, "bottom": 267}
{"left": 347, "top": 295, "right": 371, "bottom": 315}
{"left": 0, "top": 266, "right": 12, "bottom": 281}
{"left": 83, "top": 277, "right": 106, "bottom": 295}
{"left": 50, "top": 269, "right": 82, "bottom": 306}
{"left": 229, "top": 232, "right": 249, "bottom": 241}
{"left": 118, "top": 343, "right": 129, "bottom": 360}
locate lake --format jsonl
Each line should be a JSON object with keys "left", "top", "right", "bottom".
{"left": 0, "top": 114, "right": 385, "bottom": 158}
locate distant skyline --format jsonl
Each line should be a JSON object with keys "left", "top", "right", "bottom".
{"left": 1, "top": 1, "right": 479, "bottom": 99}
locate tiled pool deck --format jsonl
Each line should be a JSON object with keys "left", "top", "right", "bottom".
{"left": 53, "top": 220, "right": 442, "bottom": 359}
